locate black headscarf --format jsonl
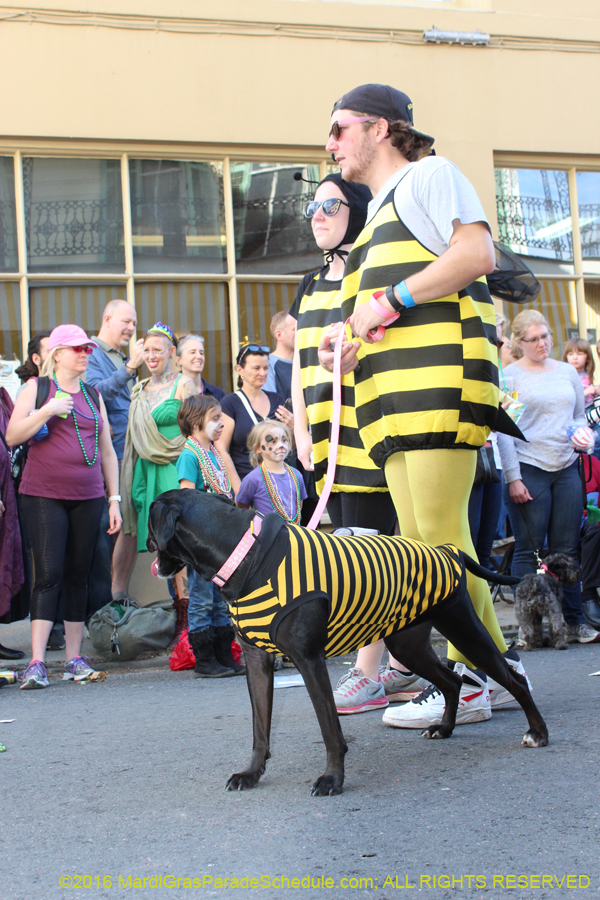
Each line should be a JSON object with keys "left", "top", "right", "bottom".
{"left": 315, "top": 173, "right": 371, "bottom": 269}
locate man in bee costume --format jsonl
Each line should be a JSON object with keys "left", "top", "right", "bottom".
{"left": 321, "top": 83, "right": 529, "bottom": 729}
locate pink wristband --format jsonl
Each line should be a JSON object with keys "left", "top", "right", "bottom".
{"left": 368, "top": 292, "right": 400, "bottom": 342}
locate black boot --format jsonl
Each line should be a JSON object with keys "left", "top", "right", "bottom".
{"left": 189, "top": 629, "right": 234, "bottom": 678}
{"left": 583, "top": 597, "right": 600, "bottom": 630}
{"left": 212, "top": 625, "right": 246, "bottom": 675}
{"left": 0, "top": 642, "right": 25, "bottom": 660}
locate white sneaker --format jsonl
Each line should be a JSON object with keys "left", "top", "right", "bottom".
{"left": 333, "top": 667, "right": 388, "bottom": 715}
{"left": 378, "top": 665, "right": 430, "bottom": 702}
{"left": 488, "top": 650, "right": 532, "bottom": 708}
{"left": 382, "top": 662, "right": 491, "bottom": 729}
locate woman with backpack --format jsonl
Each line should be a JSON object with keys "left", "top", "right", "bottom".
{"left": 5, "top": 325, "right": 121, "bottom": 689}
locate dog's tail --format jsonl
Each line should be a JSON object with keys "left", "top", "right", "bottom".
{"left": 460, "top": 551, "right": 520, "bottom": 586}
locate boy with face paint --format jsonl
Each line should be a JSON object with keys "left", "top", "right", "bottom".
{"left": 236, "top": 420, "right": 307, "bottom": 522}
{"left": 175, "top": 395, "right": 245, "bottom": 678}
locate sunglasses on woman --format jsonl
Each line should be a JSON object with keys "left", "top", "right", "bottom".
{"left": 69, "top": 345, "right": 94, "bottom": 355}
{"left": 237, "top": 344, "right": 270, "bottom": 364}
{"left": 304, "top": 198, "right": 350, "bottom": 219}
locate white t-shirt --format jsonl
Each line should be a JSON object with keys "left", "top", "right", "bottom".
{"left": 367, "top": 156, "right": 490, "bottom": 258}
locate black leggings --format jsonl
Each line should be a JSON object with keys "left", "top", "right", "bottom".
{"left": 327, "top": 491, "right": 397, "bottom": 536}
{"left": 20, "top": 495, "right": 104, "bottom": 622}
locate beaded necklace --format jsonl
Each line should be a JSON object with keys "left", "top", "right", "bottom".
{"left": 184, "top": 436, "right": 232, "bottom": 498}
{"left": 259, "top": 462, "right": 301, "bottom": 524}
{"left": 52, "top": 374, "right": 99, "bottom": 466}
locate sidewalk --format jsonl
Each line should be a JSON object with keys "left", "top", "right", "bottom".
{"left": 0, "top": 595, "right": 519, "bottom": 674}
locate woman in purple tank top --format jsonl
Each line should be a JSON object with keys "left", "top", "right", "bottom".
{"left": 6, "top": 324, "right": 121, "bottom": 690}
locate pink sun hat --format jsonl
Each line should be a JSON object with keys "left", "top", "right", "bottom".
{"left": 48, "top": 324, "right": 98, "bottom": 351}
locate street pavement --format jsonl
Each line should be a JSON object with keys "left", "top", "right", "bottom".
{"left": 2, "top": 638, "right": 599, "bottom": 900}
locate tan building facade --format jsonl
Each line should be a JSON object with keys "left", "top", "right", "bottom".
{"left": 1, "top": 0, "right": 600, "bottom": 384}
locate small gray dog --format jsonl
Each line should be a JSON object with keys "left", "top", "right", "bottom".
{"left": 515, "top": 553, "right": 579, "bottom": 651}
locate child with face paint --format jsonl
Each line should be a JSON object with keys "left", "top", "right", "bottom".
{"left": 175, "top": 395, "right": 245, "bottom": 678}
{"left": 236, "top": 420, "right": 307, "bottom": 522}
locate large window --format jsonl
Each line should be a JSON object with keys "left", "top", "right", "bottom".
{"left": 495, "top": 163, "right": 600, "bottom": 360}
{"left": 577, "top": 172, "right": 600, "bottom": 260}
{"left": 129, "top": 160, "right": 226, "bottom": 274}
{"left": 0, "top": 153, "right": 329, "bottom": 386}
{"left": 495, "top": 168, "right": 573, "bottom": 265}
{"left": 24, "top": 158, "right": 125, "bottom": 274}
{"left": 231, "top": 163, "right": 322, "bottom": 275}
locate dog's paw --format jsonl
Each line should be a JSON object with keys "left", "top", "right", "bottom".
{"left": 310, "top": 773, "right": 344, "bottom": 796}
{"left": 554, "top": 641, "right": 568, "bottom": 651}
{"left": 225, "top": 771, "right": 260, "bottom": 791}
{"left": 421, "top": 724, "right": 453, "bottom": 740}
{"left": 522, "top": 729, "right": 549, "bottom": 748}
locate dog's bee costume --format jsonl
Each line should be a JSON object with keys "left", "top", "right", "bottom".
{"left": 229, "top": 515, "right": 464, "bottom": 656}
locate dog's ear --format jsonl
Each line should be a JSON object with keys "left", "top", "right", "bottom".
{"left": 151, "top": 502, "right": 181, "bottom": 552}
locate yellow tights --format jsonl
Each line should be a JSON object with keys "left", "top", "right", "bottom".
{"left": 385, "top": 449, "right": 507, "bottom": 666}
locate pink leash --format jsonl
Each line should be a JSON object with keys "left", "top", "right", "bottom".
{"left": 306, "top": 292, "right": 398, "bottom": 530}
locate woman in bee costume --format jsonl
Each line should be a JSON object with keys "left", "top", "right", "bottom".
{"left": 291, "top": 173, "right": 430, "bottom": 715}
{"left": 322, "top": 84, "right": 529, "bottom": 729}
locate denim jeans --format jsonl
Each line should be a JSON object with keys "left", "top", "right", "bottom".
{"left": 503, "top": 460, "right": 585, "bottom": 626}
{"left": 187, "top": 567, "right": 230, "bottom": 633}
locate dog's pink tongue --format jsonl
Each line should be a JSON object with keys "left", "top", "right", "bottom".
{"left": 151, "top": 558, "right": 159, "bottom": 577}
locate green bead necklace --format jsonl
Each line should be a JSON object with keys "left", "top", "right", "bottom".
{"left": 53, "top": 375, "right": 99, "bottom": 466}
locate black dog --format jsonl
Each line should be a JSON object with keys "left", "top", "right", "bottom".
{"left": 148, "top": 490, "right": 548, "bottom": 796}
{"left": 515, "top": 552, "right": 578, "bottom": 651}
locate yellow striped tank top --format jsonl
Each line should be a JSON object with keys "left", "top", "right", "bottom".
{"left": 341, "top": 188, "right": 499, "bottom": 467}
{"left": 230, "top": 524, "right": 464, "bottom": 656}
{"left": 295, "top": 272, "right": 388, "bottom": 494}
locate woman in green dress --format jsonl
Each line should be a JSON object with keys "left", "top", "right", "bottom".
{"left": 121, "top": 323, "right": 196, "bottom": 553}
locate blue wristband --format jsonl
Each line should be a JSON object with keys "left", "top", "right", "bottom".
{"left": 395, "top": 281, "right": 416, "bottom": 308}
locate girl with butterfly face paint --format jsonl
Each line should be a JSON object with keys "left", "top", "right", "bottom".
{"left": 236, "top": 420, "right": 307, "bottom": 523}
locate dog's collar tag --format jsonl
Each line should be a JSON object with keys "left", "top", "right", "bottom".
{"left": 212, "top": 515, "right": 263, "bottom": 587}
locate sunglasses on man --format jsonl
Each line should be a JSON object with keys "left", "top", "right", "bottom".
{"left": 328, "top": 116, "right": 378, "bottom": 141}
{"left": 236, "top": 344, "right": 270, "bottom": 364}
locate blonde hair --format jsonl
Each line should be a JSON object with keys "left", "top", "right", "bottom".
{"left": 511, "top": 309, "right": 550, "bottom": 345}
{"left": 40, "top": 345, "right": 67, "bottom": 378}
{"left": 247, "top": 419, "right": 293, "bottom": 468}
{"left": 495, "top": 312, "right": 509, "bottom": 337}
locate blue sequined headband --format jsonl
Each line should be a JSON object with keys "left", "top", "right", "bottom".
{"left": 149, "top": 322, "right": 175, "bottom": 343}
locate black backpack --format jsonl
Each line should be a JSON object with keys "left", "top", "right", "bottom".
{"left": 0, "top": 376, "right": 100, "bottom": 491}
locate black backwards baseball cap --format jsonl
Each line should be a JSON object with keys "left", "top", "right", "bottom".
{"left": 332, "top": 84, "right": 435, "bottom": 147}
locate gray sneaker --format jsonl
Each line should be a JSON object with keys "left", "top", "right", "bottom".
{"left": 63, "top": 656, "right": 107, "bottom": 682}
{"left": 566, "top": 623, "right": 600, "bottom": 644}
{"left": 378, "top": 665, "right": 430, "bottom": 702}
{"left": 333, "top": 667, "right": 388, "bottom": 715}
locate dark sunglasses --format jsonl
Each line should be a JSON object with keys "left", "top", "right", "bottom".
{"left": 329, "top": 116, "right": 377, "bottom": 141}
{"left": 237, "top": 344, "right": 270, "bottom": 364}
{"left": 69, "top": 345, "right": 94, "bottom": 355}
{"left": 304, "top": 198, "right": 350, "bottom": 219}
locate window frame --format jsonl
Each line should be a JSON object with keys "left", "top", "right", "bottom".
{"left": 0, "top": 140, "right": 330, "bottom": 361}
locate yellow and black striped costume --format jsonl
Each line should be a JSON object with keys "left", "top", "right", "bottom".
{"left": 230, "top": 522, "right": 464, "bottom": 656}
{"left": 341, "top": 188, "right": 499, "bottom": 468}
{"left": 295, "top": 273, "right": 387, "bottom": 495}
